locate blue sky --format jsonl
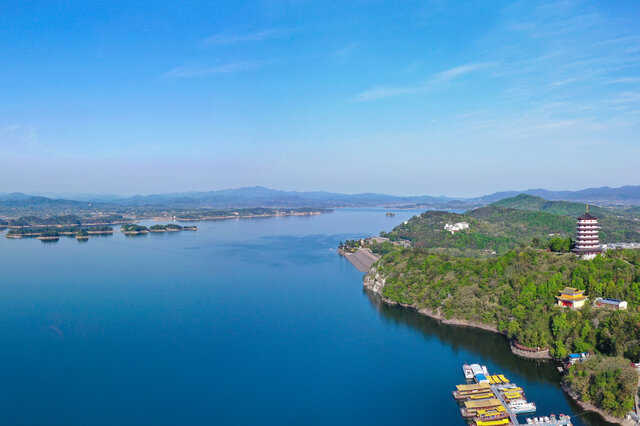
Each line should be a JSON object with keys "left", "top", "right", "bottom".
{"left": 1, "top": 1, "right": 639, "bottom": 197}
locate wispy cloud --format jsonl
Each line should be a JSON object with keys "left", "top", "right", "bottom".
{"left": 164, "top": 61, "right": 262, "bottom": 78}
{"left": 356, "top": 62, "right": 494, "bottom": 102}
{"left": 202, "top": 29, "right": 289, "bottom": 46}
{"left": 432, "top": 63, "right": 494, "bottom": 83}
{"left": 606, "top": 91, "right": 640, "bottom": 104}
{"left": 608, "top": 77, "right": 640, "bottom": 84}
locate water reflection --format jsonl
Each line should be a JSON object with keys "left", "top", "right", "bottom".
{"left": 364, "top": 289, "right": 615, "bottom": 426}
{"left": 39, "top": 238, "right": 59, "bottom": 244}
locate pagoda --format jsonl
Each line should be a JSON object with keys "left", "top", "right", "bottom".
{"left": 571, "top": 205, "right": 602, "bottom": 259}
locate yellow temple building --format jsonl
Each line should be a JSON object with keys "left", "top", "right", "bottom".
{"left": 556, "top": 287, "right": 588, "bottom": 308}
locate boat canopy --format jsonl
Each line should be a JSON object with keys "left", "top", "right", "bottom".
{"left": 475, "top": 374, "right": 489, "bottom": 383}
{"left": 464, "top": 398, "right": 501, "bottom": 409}
{"left": 476, "top": 419, "right": 510, "bottom": 426}
{"left": 470, "top": 364, "right": 484, "bottom": 375}
{"left": 456, "top": 383, "right": 491, "bottom": 391}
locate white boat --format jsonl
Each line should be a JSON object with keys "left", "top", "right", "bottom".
{"left": 481, "top": 365, "right": 489, "bottom": 375}
{"left": 509, "top": 399, "right": 536, "bottom": 414}
{"left": 463, "top": 364, "right": 474, "bottom": 380}
{"left": 469, "top": 364, "right": 489, "bottom": 383}
{"left": 470, "top": 364, "right": 483, "bottom": 376}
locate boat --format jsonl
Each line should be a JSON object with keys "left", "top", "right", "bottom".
{"left": 497, "top": 385, "right": 521, "bottom": 392}
{"left": 468, "top": 392, "right": 494, "bottom": 400}
{"left": 463, "top": 364, "right": 474, "bottom": 380}
{"left": 385, "top": 212, "right": 395, "bottom": 217}
{"left": 474, "top": 406, "right": 509, "bottom": 421}
{"left": 502, "top": 391, "right": 524, "bottom": 402}
{"left": 460, "top": 398, "right": 502, "bottom": 418}
{"left": 469, "top": 364, "right": 490, "bottom": 383}
{"left": 452, "top": 383, "right": 491, "bottom": 400}
{"left": 475, "top": 374, "right": 490, "bottom": 384}
{"left": 470, "top": 364, "right": 484, "bottom": 376}
{"left": 482, "top": 365, "right": 489, "bottom": 375}
{"left": 508, "top": 399, "right": 536, "bottom": 414}
{"left": 473, "top": 420, "right": 511, "bottom": 426}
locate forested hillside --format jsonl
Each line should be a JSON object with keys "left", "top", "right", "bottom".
{"left": 372, "top": 248, "right": 640, "bottom": 417}
{"left": 384, "top": 196, "right": 640, "bottom": 255}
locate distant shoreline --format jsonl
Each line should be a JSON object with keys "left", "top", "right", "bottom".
{"left": 148, "top": 210, "right": 325, "bottom": 222}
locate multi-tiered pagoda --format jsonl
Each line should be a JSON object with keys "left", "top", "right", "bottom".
{"left": 571, "top": 206, "right": 602, "bottom": 259}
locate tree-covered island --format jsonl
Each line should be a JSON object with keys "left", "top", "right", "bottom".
{"left": 6, "top": 225, "right": 114, "bottom": 239}
{"left": 149, "top": 224, "right": 197, "bottom": 232}
{"left": 350, "top": 195, "right": 640, "bottom": 421}
{"left": 120, "top": 224, "right": 150, "bottom": 235}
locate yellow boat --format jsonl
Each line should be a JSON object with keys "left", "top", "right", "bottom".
{"left": 468, "top": 392, "right": 495, "bottom": 400}
{"left": 499, "top": 387, "right": 522, "bottom": 393}
{"left": 475, "top": 406, "right": 508, "bottom": 421}
{"left": 492, "top": 375, "right": 502, "bottom": 384}
{"left": 457, "top": 383, "right": 491, "bottom": 391}
{"left": 498, "top": 374, "right": 509, "bottom": 383}
{"left": 502, "top": 393, "right": 523, "bottom": 402}
{"left": 464, "top": 398, "right": 502, "bottom": 409}
{"left": 461, "top": 398, "right": 503, "bottom": 417}
{"left": 453, "top": 383, "right": 492, "bottom": 400}
{"left": 474, "top": 419, "right": 511, "bottom": 426}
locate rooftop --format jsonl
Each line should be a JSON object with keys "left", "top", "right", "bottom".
{"left": 559, "top": 287, "right": 585, "bottom": 295}
{"left": 578, "top": 212, "right": 597, "bottom": 220}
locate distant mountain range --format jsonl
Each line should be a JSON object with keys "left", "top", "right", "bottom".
{"left": 473, "top": 185, "right": 640, "bottom": 204}
{"left": 112, "top": 186, "right": 453, "bottom": 208}
{"left": 489, "top": 194, "right": 616, "bottom": 217}
{"left": 1, "top": 184, "right": 639, "bottom": 210}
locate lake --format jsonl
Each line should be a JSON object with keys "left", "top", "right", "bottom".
{"left": 0, "top": 209, "right": 612, "bottom": 425}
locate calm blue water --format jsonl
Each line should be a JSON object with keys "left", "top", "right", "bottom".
{"left": 0, "top": 209, "right": 610, "bottom": 425}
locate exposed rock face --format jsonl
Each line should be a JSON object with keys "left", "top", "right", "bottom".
{"left": 363, "top": 266, "right": 386, "bottom": 295}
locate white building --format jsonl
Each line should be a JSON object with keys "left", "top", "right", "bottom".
{"left": 594, "top": 297, "right": 628, "bottom": 310}
{"left": 444, "top": 222, "right": 469, "bottom": 234}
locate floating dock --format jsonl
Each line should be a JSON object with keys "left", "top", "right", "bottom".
{"left": 454, "top": 364, "right": 572, "bottom": 425}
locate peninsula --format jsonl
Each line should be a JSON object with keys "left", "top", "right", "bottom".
{"left": 343, "top": 195, "right": 640, "bottom": 423}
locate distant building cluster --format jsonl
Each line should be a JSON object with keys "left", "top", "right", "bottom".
{"left": 444, "top": 222, "right": 469, "bottom": 234}
{"left": 602, "top": 242, "right": 640, "bottom": 250}
{"left": 363, "top": 236, "right": 411, "bottom": 248}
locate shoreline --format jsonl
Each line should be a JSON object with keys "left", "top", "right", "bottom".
{"left": 364, "top": 268, "right": 501, "bottom": 334}
{"left": 362, "top": 265, "right": 627, "bottom": 425}
{"left": 561, "top": 384, "right": 633, "bottom": 426}
{"left": 149, "top": 211, "right": 325, "bottom": 222}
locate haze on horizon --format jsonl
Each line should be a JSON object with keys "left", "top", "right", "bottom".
{"left": 1, "top": 1, "right": 639, "bottom": 198}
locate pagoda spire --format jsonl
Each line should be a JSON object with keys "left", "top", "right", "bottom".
{"left": 586, "top": 204, "right": 589, "bottom": 213}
